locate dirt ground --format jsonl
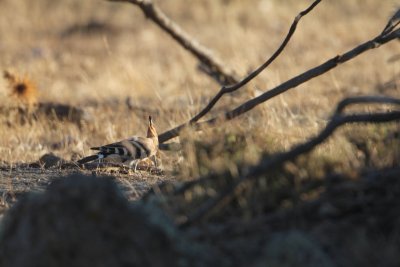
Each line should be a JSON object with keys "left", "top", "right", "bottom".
{"left": 0, "top": 0, "right": 399, "bottom": 266}
{"left": 0, "top": 161, "right": 172, "bottom": 217}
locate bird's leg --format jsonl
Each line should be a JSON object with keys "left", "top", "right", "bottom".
{"left": 152, "top": 155, "right": 158, "bottom": 168}
{"left": 134, "top": 161, "right": 139, "bottom": 172}
{"left": 129, "top": 159, "right": 140, "bottom": 172}
{"left": 153, "top": 155, "right": 163, "bottom": 171}
{"left": 148, "top": 157, "right": 154, "bottom": 171}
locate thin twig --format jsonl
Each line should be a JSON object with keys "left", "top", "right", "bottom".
{"left": 188, "top": 0, "right": 323, "bottom": 124}
{"left": 157, "top": 0, "right": 322, "bottom": 142}
{"left": 335, "top": 95, "right": 400, "bottom": 114}
{"left": 159, "top": 26, "right": 400, "bottom": 143}
{"left": 382, "top": 9, "right": 400, "bottom": 35}
{"left": 173, "top": 96, "right": 400, "bottom": 196}
{"left": 178, "top": 97, "right": 400, "bottom": 228}
{"left": 108, "top": 0, "right": 239, "bottom": 85}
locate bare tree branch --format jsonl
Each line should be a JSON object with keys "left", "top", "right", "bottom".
{"left": 382, "top": 8, "right": 400, "bottom": 35}
{"left": 159, "top": 25, "right": 400, "bottom": 143}
{"left": 108, "top": 0, "right": 239, "bottom": 85}
{"left": 178, "top": 96, "right": 400, "bottom": 228}
{"left": 187, "top": 0, "right": 322, "bottom": 124}
{"left": 335, "top": 95, "right": 400, "bottom": 114}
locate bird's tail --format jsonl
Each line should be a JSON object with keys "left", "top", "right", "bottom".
{"left": 77, "top": 154, "right": 103, "bottom": 164}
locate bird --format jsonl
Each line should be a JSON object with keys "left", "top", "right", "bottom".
{"left": 77, "top": 116, "right": 159, "bottom": 171}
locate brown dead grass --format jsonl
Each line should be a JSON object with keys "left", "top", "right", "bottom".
{"left": 0, "top": 3, "right": 399, "bottom": 266}
{"left": 0, "top": 0, "right": 398, "bottom": 172}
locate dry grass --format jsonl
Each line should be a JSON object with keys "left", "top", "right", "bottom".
{"left": 1, "top": 3, "right": 400, "bottom": 265}
{"left": 3, "top": 70, "right": 38, "bottom": 105}
{"left": 0, "top": 0, "right": 398, "bottom": 173}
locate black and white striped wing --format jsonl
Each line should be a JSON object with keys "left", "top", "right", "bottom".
{"left": 91, "top": 139, "right": 142, "bottom": 160}
{"left": 78, "top": 137, "right": 156, "bottom": 165}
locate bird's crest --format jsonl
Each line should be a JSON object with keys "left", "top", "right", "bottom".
{"left": 147, "top": 116, "right": 157, "bottom": 137}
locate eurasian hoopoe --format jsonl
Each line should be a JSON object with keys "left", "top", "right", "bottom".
{"left": 77, "top": 116, "right": 159, "bottom": 170}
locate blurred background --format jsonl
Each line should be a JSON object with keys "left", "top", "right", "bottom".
{"left": 0, "top": 3, "right": 399, "bottom": 266}
{"left": 0, "top": 0, "right": 398, "bottom": 165}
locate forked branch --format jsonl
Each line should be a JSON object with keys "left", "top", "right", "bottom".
{"left": 108, "top": 0, "right": 239, "bottom": 85}
{"left": 188, "top": 0, "right": 322, "bottom": 125}
{"left": 178, "top": 96, "right": 400, "bottom": 228}
{"left": 159, "top": 14, "right": 400, "bottom": 143}
{"left": 156, "top": 0, "right": 322, "bottom": 143}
